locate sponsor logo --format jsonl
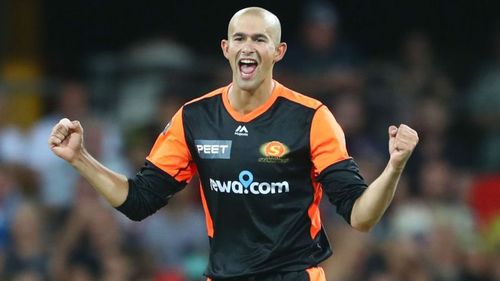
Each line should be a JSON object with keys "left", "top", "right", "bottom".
{"left": 258, "top": 141, "right": 290, "bottom": 163}
{"left": 209, "top": 170, "right": 289, "bottom": 195}
{"left": 195, "top": 140, "right": 232, "bottom": 159}
{"left": 234, "top": 125, "right": 249, "bottom": 136}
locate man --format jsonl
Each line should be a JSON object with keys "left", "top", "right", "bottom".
{"left": 48, "top": 7, "right": 418, "bottom": 281}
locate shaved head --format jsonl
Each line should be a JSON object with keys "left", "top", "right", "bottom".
{"left": 228, "top": 7, "right": 282, "bottom": 46}
{"left": 222, "top": 7, "right": 287, "bottom": 92}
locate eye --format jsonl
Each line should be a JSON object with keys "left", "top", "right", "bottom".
{"left": 233, "top": 37, "right": 243, "bottom": 41}
{"left": 255, "top": 36, "right": 267, "bottom": 43}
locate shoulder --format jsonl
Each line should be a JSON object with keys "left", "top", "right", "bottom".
{"left": 184, "top": 86, "right": 225, "bottom": 106}
{"left": 277, "top": 83, "right": 323, "bottom": 110}
{"left": 180, "top": 86, "right": 227, "bottom": 122}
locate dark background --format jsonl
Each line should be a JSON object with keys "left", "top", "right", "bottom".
{"left": 42, "top": 0, "right": 500, "bottom": 76}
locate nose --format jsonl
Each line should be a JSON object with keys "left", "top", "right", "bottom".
{"left": 240, "top": 40, "right": 255, "bottom": 55}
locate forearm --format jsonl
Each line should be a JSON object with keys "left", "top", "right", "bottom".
{"left": 70, "top": 148, "right": 129, "bottom": 207}
{"left": 350, "top": 163, "right": 402, "bottom": 231}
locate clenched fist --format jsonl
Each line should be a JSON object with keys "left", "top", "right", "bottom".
{"left": 48, "top": 118, "right": 84, "bottom": 163}
{"left": 388, "top": 124, "right": 419, "bottom": 171}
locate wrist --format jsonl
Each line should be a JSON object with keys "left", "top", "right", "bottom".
{"left": 387, "top": 160, "right": 405, "bottom": 174}
{"left": 70, "top": 146, "right": 89, "bottom": 168}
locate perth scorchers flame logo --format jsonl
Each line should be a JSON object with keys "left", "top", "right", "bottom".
{"left": 258, "top": 141, "right": 290, "bottom": 163}
{"left": 262, "top": 141, "right": 288, "bottom": 157}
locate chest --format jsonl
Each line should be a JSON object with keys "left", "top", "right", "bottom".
{"left": 183, "top": 99, "right": 314, "bottom": 180}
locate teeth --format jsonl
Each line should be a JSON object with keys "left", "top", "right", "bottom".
{"left": 240, "top": 59, "right": 256, "bottom": 64}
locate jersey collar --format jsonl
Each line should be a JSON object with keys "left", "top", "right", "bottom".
{"left": 222, "top": 80, "right": 283, "bottom": 123}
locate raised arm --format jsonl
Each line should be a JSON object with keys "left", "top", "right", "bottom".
{"left": 350, "top": 124, "right": 419, "bottom": 232}
{"left": 48, "top": 118, "right": 129, "bottom": 207}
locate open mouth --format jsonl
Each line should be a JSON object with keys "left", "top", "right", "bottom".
{"left": 238, "top": 58, "right": 258, "bottom": 79}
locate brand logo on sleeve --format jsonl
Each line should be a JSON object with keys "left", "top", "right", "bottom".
{"left": 209, "top": 170, "right": 289, "bottom": 195}
{"left": 195, "top": 140, "right": 232, "bottom": 159}
{"left": 258, "top": 141, "right": 290, "bottom": 163}
{"left": 234, "top": 125, "right": 249, "bottom": 136}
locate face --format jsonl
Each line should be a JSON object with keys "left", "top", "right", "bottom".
{"left": 221, "top": 13, "right": 286, "bottom": 91}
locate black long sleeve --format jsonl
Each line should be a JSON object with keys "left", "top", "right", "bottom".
{"left": 116, "top": 160, "right": 186, "bottom": 221}
{"left": 317, "top": 158, "right": 367, "bottom": 224}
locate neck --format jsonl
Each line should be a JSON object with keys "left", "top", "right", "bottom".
{"left": 228, "top": 78, "right": 275, "bottom": 115}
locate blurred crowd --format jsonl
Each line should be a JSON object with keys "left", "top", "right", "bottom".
{"left": 1, "top": 1, "right": 500, "bottom": 281}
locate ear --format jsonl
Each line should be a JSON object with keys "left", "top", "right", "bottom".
{"left": 273, "top": 42, "right": 287, "bottom": 63}
{"left": 221, "top": 39, "right": 229, "bottom": 60}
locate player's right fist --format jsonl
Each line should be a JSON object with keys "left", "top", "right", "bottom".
{"left": 48, "top": 118, "right": 84, "bottom": 163}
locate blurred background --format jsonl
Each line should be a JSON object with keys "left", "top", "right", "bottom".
{"left": 1, "top": 0, "right": 500, "bottom": 280}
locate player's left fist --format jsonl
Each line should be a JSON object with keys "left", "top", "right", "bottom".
{"left": 388, "top": 124, "right": 419, "bottom": 171}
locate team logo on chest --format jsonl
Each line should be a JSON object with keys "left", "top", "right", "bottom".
{"left": 258, "top": 141, "right": 290, "bottom": 163}
{"left": 234, "top": 125, "right": 249, "bottom": 136}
